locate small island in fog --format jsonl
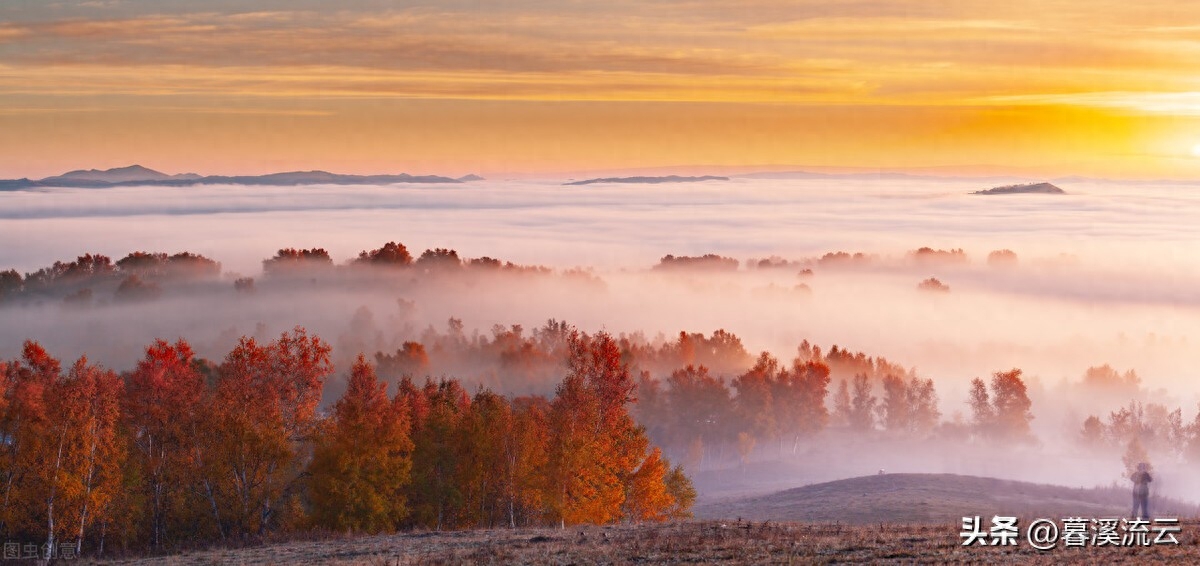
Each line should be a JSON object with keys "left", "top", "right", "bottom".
{"left": 566, "top": 175, "right": 729, "bottom": 186}
{"left": 972, "top": 182, "right": 1066, "bottom": 195}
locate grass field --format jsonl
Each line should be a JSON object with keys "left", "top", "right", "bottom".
{"left": 100, "top": 519, "right": 1200, "bottom": 565}
{"left": 97, "top": 474, "right": 1200, "bottom": 564}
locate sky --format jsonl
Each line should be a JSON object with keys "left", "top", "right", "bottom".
{"left": 3, "top": 0, "right": 1200, "bottom": 178}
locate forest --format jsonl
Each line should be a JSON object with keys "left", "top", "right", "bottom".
{"left": 0, "top": 328, "right": 696, "bottom": 556}
{"left": 3, "top": 241, "right": 1198, "bottom": 557}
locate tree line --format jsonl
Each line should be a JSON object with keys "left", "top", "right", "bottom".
{"left": 0, "top": 328, "right": 693, "bottom": 557}
{"left": 358, "top": 320, "right": 1038, "bottom": 471}
{"left": 1, "top": 242, "right": 1024, "bottom": 306}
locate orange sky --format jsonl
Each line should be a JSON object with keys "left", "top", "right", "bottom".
{"left": 2, "top": 1, "right": 1200, "bottom": 179}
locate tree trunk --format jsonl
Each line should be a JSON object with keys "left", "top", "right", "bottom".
{"left": 77, "top": 418, "right": 102, "bottom": 555}
{"left": 204, "top": 479, "right": 226, "bottom": 540}
{"left": 46, "top": 432, "right": 66, "bottom": 560}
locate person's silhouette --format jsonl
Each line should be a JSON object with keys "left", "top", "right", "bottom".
{"left": 1131, "top": 462, "right": 1152, "bottom": 520}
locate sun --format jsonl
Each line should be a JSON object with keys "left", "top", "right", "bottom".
{"left": 1193, "top": 144, "right": 1200, "bottom": 158}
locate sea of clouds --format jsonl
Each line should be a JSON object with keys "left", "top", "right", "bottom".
{"left": 3, "top": 176, "right": 1200, "bottom": 459}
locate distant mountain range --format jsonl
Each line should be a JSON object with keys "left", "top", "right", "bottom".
{"left": 0, "top": 165, "right": 481, "bottom": 189}
{"left": 972, "top": 182, "right": 1065, "bottom": 195}
{"left": 565, "top": 175, "right": 729, "bottom": 186}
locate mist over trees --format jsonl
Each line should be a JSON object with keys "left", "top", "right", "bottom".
{"left": 0, "top": 326, "right": 692, "bottom": 557}
{"left": 3, "top": 239, "right": 1198, "bottom": 556}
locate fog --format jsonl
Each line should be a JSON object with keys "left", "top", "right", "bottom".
{"left": 4, "top": 176, "right": 1200, "bottom": 502}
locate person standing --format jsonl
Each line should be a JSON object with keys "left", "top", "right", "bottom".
{"left": 1131, "top": 462, "right": 1152, "bottom": 520}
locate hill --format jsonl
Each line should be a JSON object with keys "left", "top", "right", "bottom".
{"left": 972, "top": 182, "right": 1065, "bottom": 195}
{"left": 695, "top": 473, "right": 1199, "bottom": 523}
{"left": 45, "top": 164, "right": 201, "bottom": 183}
{"left": 565, "top": 175, "right": 729, "bottom": 185}
{"left": 0, "top": 165, "right": 461, "bottom": 189}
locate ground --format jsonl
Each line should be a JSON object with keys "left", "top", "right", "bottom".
{"left": 97, "top": 520, "right": 1200, "bottom": 565}
{"left": 94, "top": 474, "right": 1200, "bottom": 564}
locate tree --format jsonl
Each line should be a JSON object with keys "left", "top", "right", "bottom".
{"left": 0, "top": 343, "right": 57, "bottom": 543}
{"left": 848, "top": 373, "right": 876, "bottom": 432}
{"left": 917, "top": 277, "right": 950, "bottom": 292}
{"left": 415, "top": 248, "right": 462, "bottom": 272}
{"left": 374, "top": 342, "right": 430, "bottom": 383}
{"left": 262, "top": 248, "right": 333, "bottom": 275}
{"left": 622, "top": 448, "right": 675, "bottom": 522}
{"left": 732, "top": 353, "right": 778, "bottom": 443}
{"left": 878, "top": 374, "right": 910, "bottom": 432}
{"left": 1081, "top": 415, "right": 1104, "bottom": 449}
{"left": 990, "top": 369, "right": 1034, "bottom": 441}
{"left": 40, "top": 357, "right": 124, "bottom": 557}
{"left": 1, "top": 345, "right": 124, "bottom": 558}
{"left": 987, "top": 249, "right": 1018, "bottom": 267}
{"left": 787, "top": 358, "right": 831, "bottom": 441}
{"left": 1122, "top": 437, "right": 1150, "bottom": 479}
{"left": 507, "top": 396, "right": 550, "bottom": 527}
{"left": 404, "top": 378, "right": 469, "bottom": 529}
{"left": 354, "top": 242, "right": 413, "bottom": 267}
{"left": 968, "top": 377, "right": 993, "bottom": 437}
{"left": 832, "top": 379, "right": 851, "bottom": 428}
{"left": 968, "top": 370, "right": 1033, "bottom": 442}
{"left": 207, "top": 328, "right": 332, "bottom": 538}
{"left": 663, "top": 464, "right": 696, "bottom": 519}
{"left": 455, "top": 389, "right": 513, "bottom": 528}
{"left": 309, "top": 356, "right": 412, "bottom": 533}
{"left": 736, "top": 431, "right": 756, "bottom": 469}
{"left": 663, "top": 365, "right": 732, "bottom": 465}
{"left": 906, "top": 377, "right": 940, "bottom": 435}
{"left": 546, "top": 331, "right": 648, "bottom": 526}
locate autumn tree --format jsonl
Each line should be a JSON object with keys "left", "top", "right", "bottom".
{"left": 506, "top": 397, "right": 551, "bottom": 527}
{"left": 354, "top": 241, "right": 413, "bottom": 267}
{"left": 990, "top": 369, "right": 1034, "bottom": 441}
{"left": 663, "top": 464, "right": 696, "bottom": 519}
{"left": 781, "top": 358, "right": 831, "bottom": 446}
{"left": 206, "top": 328, "right": 332, "bottom": 538}
{"left": 309, "top": 356, "right": 412, "bottom": 533}
{"left": 969, "top": 370, "right": 1034, "bottom": 442}
{"left": 547, "top": 331, "right": 648, "bottom": 526}
{"left": 0, "top": 345, "right": 124, "bottom": 558}
{"left": 374, "top": 343, "right": 430, "bottom": 384}
{"left": 403, "top": 378, "right": 470, "bottom": 529}
{"left": 39, "top": 357, "right": 124, "bottom": 557}
{"left": 732, "top": 353, "right": 778, "bottom": 444}
{"left": 115, "top": 252, "right": 168, "bottom": 276}
{"left": 0, "top": 343, "right": 58, "bottom": 542}
{"left": 455, "top": 389, "right": 513, "bottom": 528}
{"left": 622, "top": 448, "right": 675, "bottom": 522}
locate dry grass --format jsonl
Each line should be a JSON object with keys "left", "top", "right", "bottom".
{"left": 93, "top": 519, "right": 1200, "bottom": 565}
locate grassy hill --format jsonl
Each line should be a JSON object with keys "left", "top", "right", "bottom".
{"left": 696, "top": 473, "right": 1200, "bottom": 523}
